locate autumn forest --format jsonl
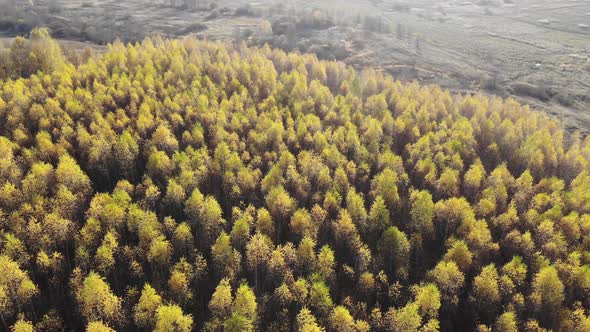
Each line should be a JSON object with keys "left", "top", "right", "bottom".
{"left": 1, "top": 29, "right": 590, "bottom": 332}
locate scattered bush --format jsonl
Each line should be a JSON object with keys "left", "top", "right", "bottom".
{"left": 272, "top": 20, "right": 295, "bottom": 35}
{"left": 510, "top": 81, "right": 550, "bottom": 101}
{"left": 205, "top": 9, "right": 221, "bottom": 20}
{"left": 177, "top": 22, "right": 208, "bottom": 35}
{"left": 479, "top": 74, "right": 501, "bottom": 91}
{"left": 362, "top": 15, "right": 392, "bottom": 33}
{"left": 554, "top": 93, "right": 575, "bottom": 107}
{"left": 234, "top": 4, "right": 256, "bottom": 17}
{"left": 48, "top": 3, "right": 63, "bottom": 14}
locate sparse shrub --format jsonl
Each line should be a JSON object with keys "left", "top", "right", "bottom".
{"left": 352, "top": 38, "right": 365, "bottom": 50}
{"left": 478, "top": 0, "right": 501, "bottom": 5}
{"left": 48, "top": 3, "right": 63, "bottom": 14}
{"left": 295, "top": 9, "right": 335, "bottom": 30}
{"left": 271, "top": 20, "right": 291, "bottom": 35}
{"left": 205, "top": 9, "right": 220, "bottom": 20}
{"left": 510, "top": 81, "right": 549, "bottom": 101}
{"left": 0, "top": 48, "right": 9, "bottom": 79}
{"left": 242, "top": 29, "right": 254, "bottom": 38}
{"left": 392, "top": 3, "right": 410, "bottom": 12}
{"left": 307, "top": 44, "right": 343, "bottom": 60}
{"left": 554, "top": 93, "right": 574, "bottom": 107}
{"left": 235, "top": 4, "right": 255, "bottom": 17}
{"left": 257, "top": 20, "right": 273, "bottom": 35}
{"left": 178, "top": 22, "right": 208, "bottom": 35}
{"left": 479, "top": 74, "right": 500, "bottom": 91}
{"left": 362, "top": 15, "right": 391, "bottom": 33}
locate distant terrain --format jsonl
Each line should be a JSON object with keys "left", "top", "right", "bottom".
{"left": 1, "top": 0, "right": 589, "bottom": 132}
{"left": 3, "top": 28, "right": 590, "bottom": 332}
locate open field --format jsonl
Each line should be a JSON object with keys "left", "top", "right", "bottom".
{"left": 1, "top": 0, "right": 589, "bottom": 132}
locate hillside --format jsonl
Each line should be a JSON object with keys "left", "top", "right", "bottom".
{"left": 1, "top": 30, "right": 590, "bottom": 331}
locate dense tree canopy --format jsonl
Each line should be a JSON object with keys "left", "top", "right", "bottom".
{"left": 1, "top": 28, "right": 590, "bottom": 331}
